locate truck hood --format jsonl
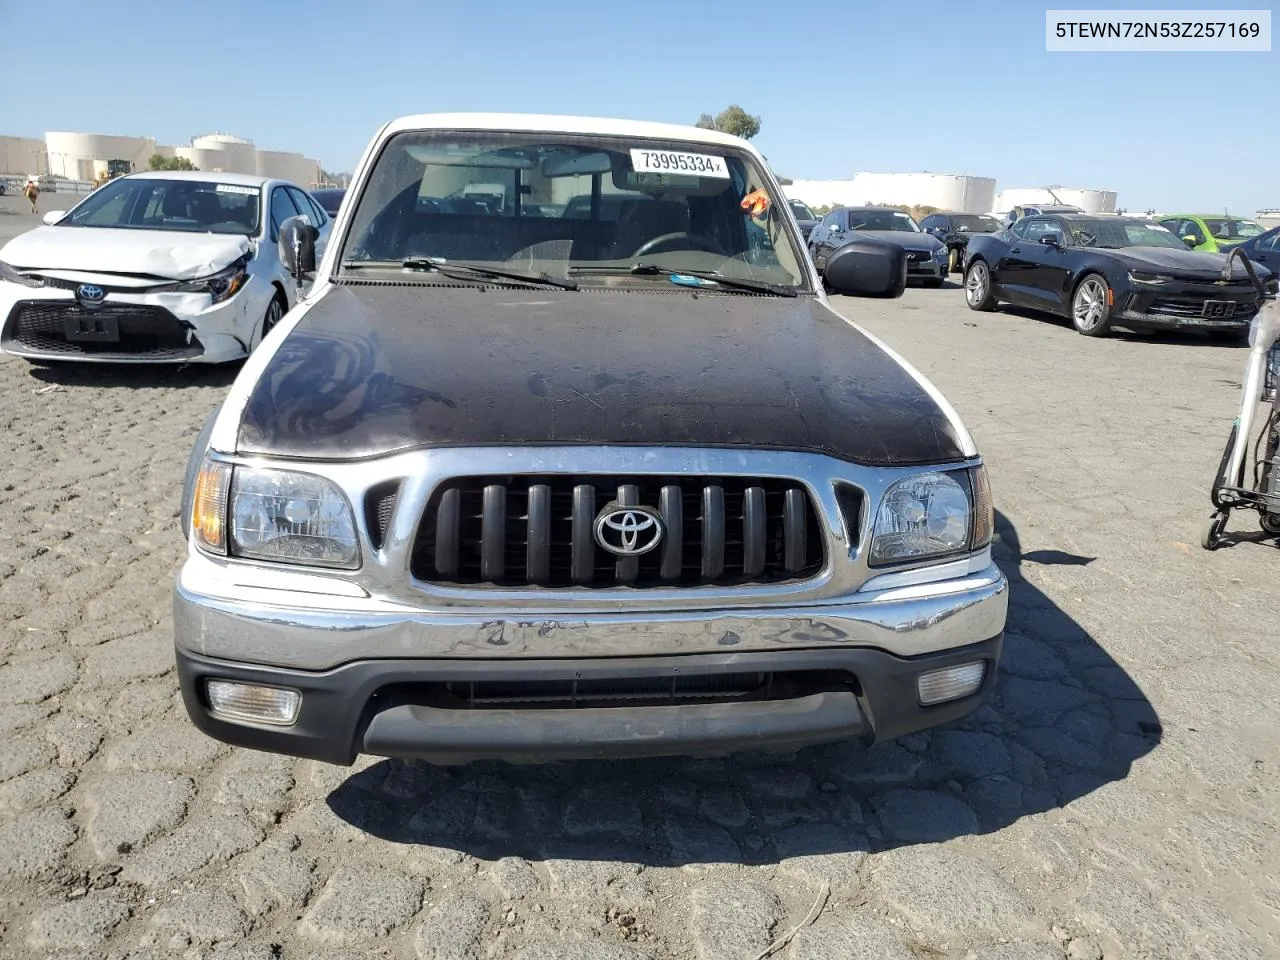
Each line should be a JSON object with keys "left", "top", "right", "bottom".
{"left": 235, "top": 283, "right": 967, "bottom": 466}
{"left": 0, "top": 226, "right": 251, "bottom": 280}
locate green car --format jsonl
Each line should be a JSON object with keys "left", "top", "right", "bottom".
{"left": 1158, "top": 214, "right": 1266, "bottom": 254}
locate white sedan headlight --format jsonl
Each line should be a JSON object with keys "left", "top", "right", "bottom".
{"left": 171, "top": 259, "right": 249, "bottom": 304}
{"left": 191, "top": 460, "right": 359, "bottom": 568}
{"left": 869, "top": 467, "right": 993, "bottom": 566}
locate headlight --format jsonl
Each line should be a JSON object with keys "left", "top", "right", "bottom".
{"left": 175, "top": 259, "right": 248, "bottom": 304}
{"left": 190, "top": 459, "right": 359, "bottom": 569}
{"left": 932, "top": 246, "right": 948, "bottom": 260}
{"left": 1128, "top": 271, "right": 1174, "bottom": 284}
{"left": 869, "top": 465, "right": 993, "bottom": 566}
{"left": 0, "top": 260, "right": 44, "bottom": 288}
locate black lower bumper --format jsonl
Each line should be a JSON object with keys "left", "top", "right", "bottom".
{"left": 176, "top": 637, "right": 1003, "bottom": 766}
{"left": 1118, "top": 286, "right": 1257, "bottom": 333}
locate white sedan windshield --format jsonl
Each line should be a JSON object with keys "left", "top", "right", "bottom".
{"left": 61, "top": 179, "right": 261, "bottom": 235}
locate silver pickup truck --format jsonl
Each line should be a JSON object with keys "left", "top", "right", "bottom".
{"left": 174, "top": 113, "right": 1008, "bottom": 765}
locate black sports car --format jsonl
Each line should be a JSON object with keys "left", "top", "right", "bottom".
{"left": 788, "top": 199, "right": 820, "bottom": 241}
{"left": 809, "top": 206, "right": 948, "bottom": 287}
{"left": 920, "top": 212, "right": 1003, "bottom": 275}
{"left": 961, "top": 214, "right": 1269, "bottom": 340}
{"left": 1227, "top": 225, "right": 1280, "bottom": 280}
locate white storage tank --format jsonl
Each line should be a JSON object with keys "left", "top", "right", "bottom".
{"left": 176, "top": 134, "right": 257, "bottom": 174}
{"left": 256, "top": 150, "right": 322, "bottom": 186}
{"left": 848, "top": 173, "right": 997, "bottom": 215}
{"left": 785, "top": 173, "right": 996, "bottom": 215}
{"left": 995, "top": 187, "right": 1117, "bottom": 215}
{"left": 44, "top": 132, "right": 155, "bottom": 179}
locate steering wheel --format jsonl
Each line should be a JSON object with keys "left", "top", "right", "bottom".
{"left": 632, "top": 232, "right": 722, "bottom": 259}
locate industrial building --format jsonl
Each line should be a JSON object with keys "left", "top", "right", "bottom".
{"left": 0, "top": 136, "right": 49, "bottom": 176}
{"left": 5, "top": 131, "right": 323, "bottom": 185}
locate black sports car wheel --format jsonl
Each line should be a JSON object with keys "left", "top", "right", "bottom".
{"left": 1071, "top": 274, "right": 1112, "bottom": 337}
{"left": 964, "top": 260, "right": 996, "bottom": 311}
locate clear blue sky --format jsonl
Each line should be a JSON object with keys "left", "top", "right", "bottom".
{"left": 1, "top": 0, "right": 1275, "bottom": 214}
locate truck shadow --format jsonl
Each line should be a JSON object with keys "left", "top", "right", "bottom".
{"left": 326, "top": 509, "right": 1162, "bottom": 867}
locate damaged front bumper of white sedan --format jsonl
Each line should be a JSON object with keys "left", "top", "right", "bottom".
{"left": 0, "top": 269, "right": 263, "bottom": 364}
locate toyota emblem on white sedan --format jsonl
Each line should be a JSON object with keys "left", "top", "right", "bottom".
{"left": 593, "top": 503, "right": 664, "bottom": 556}
{"left": 76, "top": 283, "right": 106, "bottom": 309}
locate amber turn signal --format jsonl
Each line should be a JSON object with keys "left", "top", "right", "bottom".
{"left": 192, "top": 459, "right": 232, "bottom": 554}
{"left": 969, "top": 464, "right": 994, "bottom": 550}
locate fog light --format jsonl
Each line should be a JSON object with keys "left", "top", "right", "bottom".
{"left": 917, "top": 662, "right": 985, "bottom": 706}
{"left": 206, "top": 680, "right": 300, "bottom": 726}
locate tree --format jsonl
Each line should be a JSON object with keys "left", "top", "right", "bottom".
{"left": 148, "top": 154, "right": 197, "bottom": 171}
{"left": 694, "top": 105, "right": 762, "bottom": 140}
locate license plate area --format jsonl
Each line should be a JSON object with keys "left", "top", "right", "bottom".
{"left": 64, "top": 313, "right": 120, "bottom": 342}
{"left": 1201, "top": 300, "right": 1236, "bottom": 319}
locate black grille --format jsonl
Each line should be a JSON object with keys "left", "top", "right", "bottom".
{"left": 4, "top": 301, "right": 201, "bottom": 358}
{"left": 1147, "top": 297, "right": 1256, "bottom": 319}
{"left": 397, "top": 669, "right": 857, "bottom": 710}
{"left": 411, "top": 475, "right": 827, "bottom": 588}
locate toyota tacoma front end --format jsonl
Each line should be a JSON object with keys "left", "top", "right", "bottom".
{"left": 174, "top": 113, "right": 1008, "bottom": 765}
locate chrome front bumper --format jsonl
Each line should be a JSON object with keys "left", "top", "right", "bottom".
{"left": 174, "top": 564, "right": 1007, "bottom": 763}
{"left": 174, "top": 562, "right": 1008, "bottom": 671}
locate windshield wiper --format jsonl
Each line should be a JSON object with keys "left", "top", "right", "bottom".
{"left": 341, "top": 258, "right": 577, "bottom": 290}
{"left": 570, "top": 264, "right": 797, "bottom": 297}
{"left": 401, "top": 258, "right": 577, "bottom": 290}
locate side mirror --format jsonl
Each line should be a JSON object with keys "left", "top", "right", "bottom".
{"left": 823, "top": 239, "right": 907, "bottom": 299}
{"left": 278, "top": 216, "right": 319, "bottom": 282}
{"left": 1182, "top": 235, "right": 1198, "bottom": 248}
{"left": 42, "top": 211, "right": 65, "bottom": 225}
{"left": 1039, "top": 234, "right": 1062, "bottom": 247}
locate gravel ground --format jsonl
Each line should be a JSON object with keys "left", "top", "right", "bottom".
{"left": 0, "top": 191, "right": 1277, "bottom": 959}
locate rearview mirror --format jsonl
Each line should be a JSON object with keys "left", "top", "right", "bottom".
{"left": 541, "top": 152, "right": 613, "bottom": 177}
{"left": 42, "top": 211, "right": 65, "bottom": 225}
{"left": 823, "top": 239, "right": 907, "bottom": 299}
{"left": 279, "top": 216, "right": 319, "bottom": 282}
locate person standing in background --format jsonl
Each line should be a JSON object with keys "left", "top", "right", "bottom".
{"left": 23, "top": 179, "right": 39, "bottom": 214}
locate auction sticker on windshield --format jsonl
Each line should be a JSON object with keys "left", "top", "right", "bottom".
{"left": 216, "top": 184, "right": 259, "bottom": 195}
{"left": 630, "top": 149, "right": 730, "bottom": 179}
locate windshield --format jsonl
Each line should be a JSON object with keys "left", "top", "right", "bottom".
{"left": 338, "top": 131, "right": 808, "bottom": 290}
{"left": 950, "top": 214, "right": 1000, "bottom": 233}
{"left": 60, "top": 178, "right": 261, "bottom": 234}
{"left": 1069, "top": 219, "right": 1186, "bottom": 250}
{"left": 1203, "top": 218, "right": 1263, "bottom": 240}
{"left": 846, "top": 209, "right": 921, "bottom": 233}
{"left": 789, "top": 200, "right": 816, "bottom": 220}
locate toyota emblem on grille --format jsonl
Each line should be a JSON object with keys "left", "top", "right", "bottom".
{"left": 76, "top": 284, "right": 106, "bottom": 309}
{"left": 593, "top": 503, "right": 664, "bottom": 557}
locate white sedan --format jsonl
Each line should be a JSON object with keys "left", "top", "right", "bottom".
{"left": 0, "top": 171, "right": 330, "bottom": 364}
